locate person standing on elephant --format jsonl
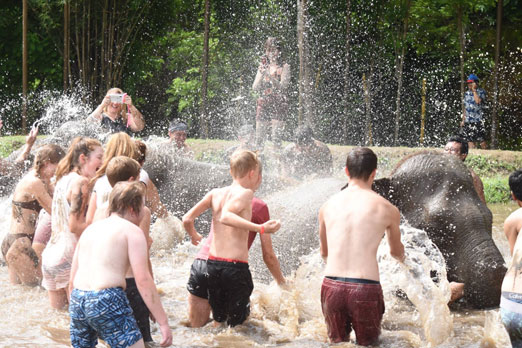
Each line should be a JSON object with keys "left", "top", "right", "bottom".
{"left": 500, "top": 169, "right": 522, "bottom": 347}
{"left": 444, "top": 135, "right": 485, "bottom": 203}
{"left": 460, "top": 74, "right": 487, "bottom": 149}
{"left": 252, "top": 37, "right": 291, "bottom": 150}
{"left": 318, "top": 147, "right": 405, "bottom": 346}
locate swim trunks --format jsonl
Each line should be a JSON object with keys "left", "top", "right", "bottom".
{"left": 69, "top": 287, "right": 142, "bottom": 348}
{"left": 207, "top": 258, "right": 254, "bottom": 327}
{"left": 187, "top": 258, "right": 209, "bottom": 299}
{"left": 321, "top": 277, "right": 385, "bottom": 345}
{"left": 125, "top": 278, "right": 152, "bottom": 342}
{"left": 1, "top": 233, "right": 38, "bottom": 267}
{"left": 501, "top": 292, "right": 522, "bottom": 347}
{"left": 462, "top": 121, "right": 486, "bottom": 142}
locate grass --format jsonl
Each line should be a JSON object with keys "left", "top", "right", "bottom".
{"left": 2, "top": 135, "right": 521, "bottom": 203}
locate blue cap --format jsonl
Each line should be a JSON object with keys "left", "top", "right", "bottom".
{"left": 467, "top": 74, "right": 479, "bottom": 83}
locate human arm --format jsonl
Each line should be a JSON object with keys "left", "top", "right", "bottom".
{"left": 68, "top": 241, "right": 81, "bottom": 295}
{"left": 128, "top": 228, "right": 172, "bottom": 347}
{"left": 505, "top": 215, "right": 520, "bottom": 256}
{"left": 68, "top": 177, "right": 92, "bottom": 238}
{"left": 469, "top": 169, "right": 486, "bottom": 203}
{"left": 138, "top": 206, "right": 154, "bottom": 277}
{"left": 386, "top": 205, "right": 405, "bottom": 262}
{"left": 34, "top": 178, "right": 53, "bottom": 214}
{"left": 145, "top": 179, "right": 168, "bottom": 219}
{"left": 88, "top": 95, "right": 110, "bottom": 121}
{"left": 182, "top": 191, "right": 213, "bottom": 245}
{"left": 318, "top": 206, "right": 328, "bottom": 263}
{"left": 471, "top": 83, "right": 483, "bottom": 105}
{"left": 85, "top": 191, "right": 97, "bottom": 225}
{"left": 15, "top": 126, "right": 38, "bottom": 163}
{"left": 259, "top": 234, "right": 286, "bottom": 285}
{"left": 221, "top": 189, "right": 280, "bottom": 234}
{"left": 123, "top": 95, "right": 145, "bottom": 132}
{"left": 252, "top": 61, "right": 267, "bottom": 91}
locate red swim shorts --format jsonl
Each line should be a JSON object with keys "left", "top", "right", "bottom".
{"left": 321, "top": 277, "right": 385, "bottom": 346}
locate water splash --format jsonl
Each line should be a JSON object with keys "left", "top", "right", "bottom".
{"left": 379, "top": 223, "right": 453, "bottom": 346}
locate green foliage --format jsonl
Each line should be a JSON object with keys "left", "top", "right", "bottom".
{"left": 483, "top": 175, "right": 511, "bottom": 203}
{"left": 466, "top": 154, "right": 522, "bottom": 177}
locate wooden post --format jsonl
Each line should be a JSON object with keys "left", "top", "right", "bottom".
{"left": 22, "top": 0, "right": 28, "bottom": 133}
{"left": 420, "top": 78, "right": 426, "bottom": 146}
{"left": 200, "top": 0, "right": 210, "bottom": 138}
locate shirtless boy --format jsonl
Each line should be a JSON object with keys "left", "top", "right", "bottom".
{"left": 69, "top": 182, "right": 172, "bottom": 348}
{"left": 500, "top": 169, "right": 522, "bottom": 347}
{"left": 318, "top": 147, "right": 405, "bottom": 346}
{"left": 92, "top": 156, "right": 155, "bottom": 343}
{"left": 185, "top": 195, "right": 286, "bottom": 327}
{"left": 183, "top": 150, "right": 280, "bottom": 327}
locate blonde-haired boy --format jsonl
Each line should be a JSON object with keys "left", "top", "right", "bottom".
{"left": 183, "top": 150, "right": 280, "bottom": 326}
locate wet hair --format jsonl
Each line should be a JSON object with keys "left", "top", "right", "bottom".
{"left": 230, "top": 150, "right": 261, "bottom": 179}
{"left": 447, "top": 135, "right": 468, "bottom": 155}
{"left": 169, "top": 120, "right": 188, "bottom": 133}
{"left": 509, "top": 169, "right": 522, "bottom": 201}
{"left": 134, "top": 140, "right": 147, "bottom": 166}
{"left": 108, "top": 181, "right": 145, "bottom": 217}
{"left": 93, "top": 132, "right": 137, "bottom": 183}
{"left": 106, "top": 156, "right": 141, "bottom": 187}
{"left": 295, "top": 125, "right": 314, "bottom": 146}
{"left": 55, "top": 137, "right": 102, "bottom": 181}
{"left": 345, "top": 147, "right": 377, "bottom": 181}
{"left": 34, "top": 144, "right": 65, "bottom": 175}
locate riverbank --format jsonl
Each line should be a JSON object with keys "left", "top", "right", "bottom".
{"left": 1, "top": 135, "right": 520, "bottom": 202}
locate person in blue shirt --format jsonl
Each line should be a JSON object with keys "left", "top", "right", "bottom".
{"left": 460, "top": 74, "right": 487, "bottom": 149}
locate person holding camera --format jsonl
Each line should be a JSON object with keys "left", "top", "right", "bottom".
{"left": 252, "top": 37, "right": 291, "bottom": 150}
{"left": 88, "top": 87, "right": 145, "bottom": 134}
{"left": 460, "top": 74, "right": 487, "bottom": 149}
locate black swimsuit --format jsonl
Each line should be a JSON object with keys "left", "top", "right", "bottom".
{"left": 12, "top": 199, "right": 43, "bottom": 212}
{"left": 101, "top": 114, "right": 131, "bottom": 134}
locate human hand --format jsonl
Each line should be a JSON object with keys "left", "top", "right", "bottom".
{"left": 26, "top": 125, "right": 38, "bottom": 147}
{"left": 263, "top": 219, "right": 281, "bottom": 234}
{"left": 190, "top": 232, "right": 203, "bottom": 246}
{"left": 102, "top": 95, "right": 111, "bottom": 107}
{"left": 0, "top": 119, "right": 3, "bottom": 130}
{"left": 123, "top": 94, "right": 133, "bottom": 106}
{"left": 159, "top": 322, "right": 173, "bottom": 347}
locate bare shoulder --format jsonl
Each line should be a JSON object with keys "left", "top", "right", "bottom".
{"left": 506, "top": 208, "right": 522, "bottom": 229}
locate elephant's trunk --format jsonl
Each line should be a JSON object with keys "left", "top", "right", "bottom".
{"left": 454, "top": 211, "right": 506, "bottom": 308}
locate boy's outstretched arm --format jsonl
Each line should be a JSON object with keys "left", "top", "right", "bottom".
{"left": 221, "top": 189, "right": 280, "bottom": 234}
{"left": 182, "top": 191, "right": 212, "bottom": 245}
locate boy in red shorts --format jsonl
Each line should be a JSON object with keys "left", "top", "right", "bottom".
{"left": 318, "top": 147, "right": 405, "bottom": 345}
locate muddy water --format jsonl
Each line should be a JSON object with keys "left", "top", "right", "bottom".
{"left": 0, "top": 202, "right": 517, "bottom": 347}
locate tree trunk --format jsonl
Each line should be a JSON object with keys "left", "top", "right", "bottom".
{"left": 22, "top": 0, "right": 28, "bottom": 132}
{"left": 457, "top": 5, "right": 466, "bottom": 119}
{"left": 491, "top": 0, "right": 502, "bottom": 149}
{"left": 394, "top": 0, "right": 411, "bottom": 146}
{"left": 200, "top": 0, "right": 210, "bottom": 138}
{"left": 342, "top": 0, "right": 352, "bottom": 144}
{"left": 363, "top": 64, "right": 374, "bottom": 146}
{"left": 63, "top": 0, "right": 70, "bottom": 90}
{"left": 297, "top": 0, "right": 313, "bottom": 126}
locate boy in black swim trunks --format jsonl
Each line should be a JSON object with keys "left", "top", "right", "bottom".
{"left": 318, "top": 147, "right": 405, "bottom": 345}
{"left": 183, "top": 150, "right": 281, "bottom": 327}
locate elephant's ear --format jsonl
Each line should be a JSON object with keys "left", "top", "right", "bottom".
{"left": 372, "top": 178, "right": 392, "bottom": 199}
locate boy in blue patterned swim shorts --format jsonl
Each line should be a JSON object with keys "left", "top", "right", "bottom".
{"left": 501, "top": 170, "right": 522, "bottom": 347}
{"left": 68, "top": 182, "right": 172, "bottom": 348}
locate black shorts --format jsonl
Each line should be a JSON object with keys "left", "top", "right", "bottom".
{"left": 125, "top": 278, "right": 152, "bottom": 342}
{"left": 462, "top": 121, "right": 486, "bottom": 142}
{"left": 207, "top": 259, "right": 253, "bottom": 327}
{"left": 187, "top": 258, "right": 209, "bottom": 299}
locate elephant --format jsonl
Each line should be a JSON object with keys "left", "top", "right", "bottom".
{"left": 372, "top": 151, "right": 506, "bottom": 309}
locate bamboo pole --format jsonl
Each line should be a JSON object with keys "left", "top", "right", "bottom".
{"left": 22, "top": 0, "right": 28, "bottom": 132}
{"left": 420, "top": 78, "right": 426, "bottom": 146}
